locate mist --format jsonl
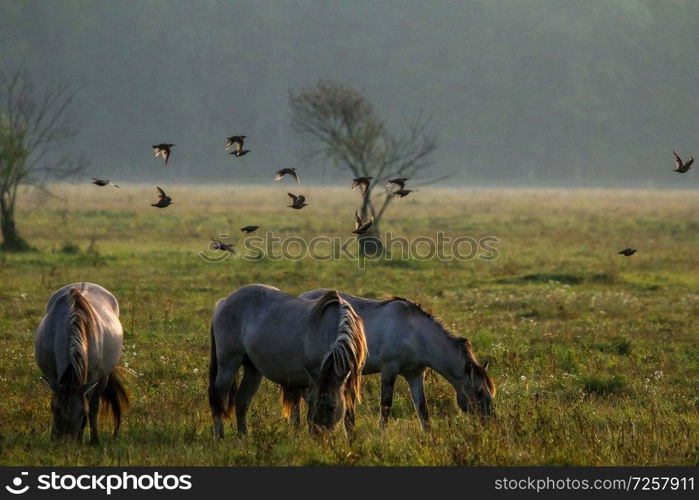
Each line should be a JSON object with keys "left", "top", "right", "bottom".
{"left": 2, "top": 0, "right": 698, "bottom": 187}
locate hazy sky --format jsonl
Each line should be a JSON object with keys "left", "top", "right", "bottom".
{"left": 2, "top": 0, "right": 698, "bottom": 187}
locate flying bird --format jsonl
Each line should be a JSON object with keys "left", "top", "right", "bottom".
{"left": 153, "top": 143, "right": 174, "bottom": 165}
{"left": 225, "top": 135, "right": 246, "bottom": 150}
{"left": 287, "top": 193, "right": 308, "bottom": 210}
{"left": 275, "top": 168, "right": 300, "bottom": 183}
{"left": 352, "top": 210, "right": 374, "bottom": 235}
{"left": 240, "top": 225, "right": 261, "bottom": 233}
{"left": 91, "top": 177, "right": 119, "bottom": 188}
{"left": 151, "top": 187, "right": 172, "bottom": 208}
{"left": 211, "top": 238, "right": 235, "bottom": 254}
{"left": 388, "top": 178, "right": 408, "bottom": 189}
{"left": 618, "top": 248, "right": 637, "bottom": 256}
{"left": 393, "top": 189, "right": 413, "bottom": 198}
{"left": 226, "top": 135, "right": 250, "bottom": 157}
{"left": 352, "top": 176, "right": 373, "bottom": 194}
{"left": 673, "top": 150, "right": 694, "bottom": 173}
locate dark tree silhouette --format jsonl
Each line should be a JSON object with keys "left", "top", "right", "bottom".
{"left": 290, "top": 80, "right": 437, "bottom": 254}
{"left": 0, "top": 69, "right": 87, "bottom": 251}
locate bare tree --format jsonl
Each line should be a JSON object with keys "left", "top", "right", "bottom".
{"left": 289, "top": 80, "right": 437, "bottom": 254}
{"left": 0, "top": 69, "right": 87, "bottom": 251}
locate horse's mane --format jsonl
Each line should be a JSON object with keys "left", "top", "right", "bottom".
{"left": 378, "top": 296, "right": 496, "bottom": 395}
{"left": 315, "top": 291, "right": 368, "bottom": 412}
{"left": 66, "top": 285, "right": 129, "bottom": 433}
{"left": 66, "top": 286, "right": 95, "bottom": 386}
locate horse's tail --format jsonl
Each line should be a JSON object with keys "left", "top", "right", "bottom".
{"left": 280, "top": 386, "right": 302, "bottom": 419}
{"left": 100, "top": 366, "right": 129, "bottom": 435}
{"left": 316, "top": 291, "right": 368, "bottom": 413}
{"left": 208, "top": 321, "right": 237, "bottom": 418}
{"left": 67, "top": 286, "right": 96, "bottom": 385}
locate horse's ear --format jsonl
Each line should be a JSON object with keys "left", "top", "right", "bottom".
{"left": 82, "top": 380, "right": 100, "bottom": 399}
{"left": 483, "top": 360, "right": 490, "bottom": 371}
{"left": 329, "top": 367, "right": 351, "bottom": 387}
{"left": 327, "top": 355, "right": 351, "bottom": 382}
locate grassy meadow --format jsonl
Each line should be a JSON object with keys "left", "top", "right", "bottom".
{"left": 0, "top": 184, "right": 697, "bottom": 466}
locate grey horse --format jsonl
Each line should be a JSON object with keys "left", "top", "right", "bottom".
{"left": 297, "top": 290, "right": 495, "bottom": 430}
{"left": 208, "top": 284, "right": 367, "bottom": 437}
{"left": 35, "top": 283, "right": 129, "bottom": 443}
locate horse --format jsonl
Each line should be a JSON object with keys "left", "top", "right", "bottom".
{"left": 35, "top": 283, "right": 129, "bottom": 443}
{"left": 297, "top": 289, "right": 495, "bottom": 430}
{"left": 208, "top": 284, "right": 367, "bottom": 437}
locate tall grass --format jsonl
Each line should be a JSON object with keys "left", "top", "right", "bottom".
{"left": 0, "top": 186, "right": 697, "bottom": 465}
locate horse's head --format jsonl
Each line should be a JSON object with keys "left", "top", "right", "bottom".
{"left": 307, "top": 364, "right": 350, "bottom": 431}
{"left": 45, "top": 374, "right": 98, "bottom": 441}
{"left": 454, "top": 361, "right": 496, "bottom": 418}
{"left": 306, "top": 293, "right": 367, "bottom": 432}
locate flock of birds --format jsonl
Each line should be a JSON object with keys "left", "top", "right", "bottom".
{"left": 90, "top": 137, "right": 694, "bottom": 258}
{"left": 616, "top": 149, "right": 694, "bottom": 257}
{"left": 89, "top": 135, "right": 417, "bottom": 254}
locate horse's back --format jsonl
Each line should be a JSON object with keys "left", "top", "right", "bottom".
{"left": 212, "top": 284, "right": 325, "bottom": 387}
{"left": 300, "top": 289, "right": 384, "bottom": 316}
{"left": 48, "top": 283, "right": 122, "bottom": 339}
{"left": 213, "top": 284, "right": 297, "bottom": 350}
{"left": 299, "top": 289, "right": 422, "bottom": 374}
{"left": 46, "top": 282, "right": 119, "bottom": 316}
{"left": 36, "top": 283, "right": 123, "bottom": 383}
{"left": 213, "top": 284, "right": 287, "bottom": 328}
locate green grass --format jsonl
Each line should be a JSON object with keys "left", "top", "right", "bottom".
{"left": 0, "top": 185, "right": 697, "bottom": 465}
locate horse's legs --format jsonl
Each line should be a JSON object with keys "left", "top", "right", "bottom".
{"left": 234, "top": 365, "right": 263, "bottom": 435}
{"left": 303, "top": 391, "right": 314, "bottom": 432}
{"left": 344, "top": 408, "right": 356, "bottom": 437}
{"left": 288, "top": 389, "right": 303, "bottom": 428}
{"left": 212, "top": 354, "right": 243, "bottom": 439}
{"left": 380, "top": 366, "right": 399, "bottom": 428}
{"left": 290, "top": 401, "right": 301, "bottom": 428}
{"left": 88, "top": 389, "right": 102, "bottom": 445}
{"left": 406, "top": 370, "right": 430, "bottom": 431}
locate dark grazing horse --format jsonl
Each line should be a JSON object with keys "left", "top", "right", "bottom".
{"left": 298, "top": 289, "right": 495, "bottom": 430}
{"left": 208, "top": 284, "right": 367, "bottom": 436}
